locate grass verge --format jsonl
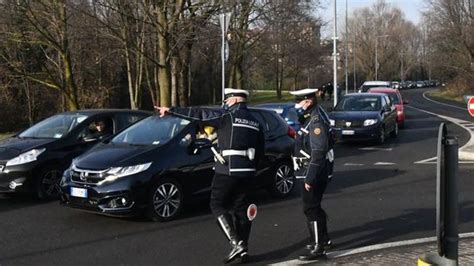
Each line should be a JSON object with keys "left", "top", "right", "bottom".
{"left": 0, "top": 133, "right": 14, "bottom": 141}
{"left": 429, "top": 89, "right": 466, "bottom": 104}
{"left": 249, "top": 91, "right": 293, "bottom": 104}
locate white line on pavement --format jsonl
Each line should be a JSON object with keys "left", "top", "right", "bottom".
{"left": 423, "top": 91, "right": 467, "bottom": 111}
{"left": 344, "top": 163, "right": 364, "bottom": 166}
{"left": 269, "top": 232, "right": 474, "bottom": 266}
{"left": 407, "top": 105, "right": 474, "bottom": 162}
{"left": 359, "top": 147, "right": 393, "bottom": 151}
{"left": 374, "top": 162, "right": 397, "bottom": 166}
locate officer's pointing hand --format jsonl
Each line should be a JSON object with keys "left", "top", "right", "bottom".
{"left": 154, "top": 106, "right": 170, "bottom": 117}
{"left": 304, "top": 183, "right": 312, "bottom": 191}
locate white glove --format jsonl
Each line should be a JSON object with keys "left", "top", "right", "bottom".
{"left": 292, "top": 156, "right": 300, "bottom": 171}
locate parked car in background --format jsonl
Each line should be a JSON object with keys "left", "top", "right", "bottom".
{"left": 391, "top": 81, "right": 400, "bottom": 89}
{"left": 0, "top": 110, "right": 151, "bottom": 199}
{"left": 359, "top": 81, "right": 392, "bottom": 92}
{"left": 368, "top": 88, "right": 408, "bottom": 127}
{"left": 328, "top": 93, "right": 398, "bottom": 144}
{"left": 60, "top": 108, "right": 296, "bottom": 221}
{"left": 256, "top": 102, "right": 301, "bottom": 131}
{"left": 416, "top": 81, "right": 425, "bottom": 88}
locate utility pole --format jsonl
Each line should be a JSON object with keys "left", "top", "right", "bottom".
{"left": 333, "top": 0, "right": 338, "bottom": 107}
{"left": 353, "top": 32, "right": 357, "bottom": 92}
{"left": 375, "top": 34, "right": 389, "bottom": 80}
{"left": 344, "top": 0, "right": 348, "bottom": 95}
{"left": 219, "top": 10, "right": 231, "bottom": 101}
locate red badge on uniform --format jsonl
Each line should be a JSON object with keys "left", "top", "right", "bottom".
{"left": 247, "top": 204, "right": 257, "bottom": 221}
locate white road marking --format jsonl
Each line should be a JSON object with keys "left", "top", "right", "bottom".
{"left": 374, "top": 162, "right": 397, "bottom": 166}
{"left": 344, "top": 163, "right": 364, "bottom": 166}
{"left": 359, "top": 147, "right": 393, "bottom": 151}
{"left": 406, "top": 105, "right": 474, "bottom": 162}
{"left": 422, "top": 91, "right": 467, "bottom": 111}
{"left": 269, "top": 232, "right": 474, "bottom": 266}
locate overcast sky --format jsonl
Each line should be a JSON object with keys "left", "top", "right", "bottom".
{"left": 317, "top": 0, "right": 427, "bottom": 37}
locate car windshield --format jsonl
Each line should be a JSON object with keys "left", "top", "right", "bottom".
{"left": 19, "top": 114, "right": 89, "bottom": 139}
{"left": 361, "top": 84, "right": 390, "bottom": 91}
{"left": 335, "top": 96, "right": 381, "bottom": 111}
{"left": 111, "top": 115, "right": 190, "bottom": 146}
{"left": 370, "top": 91, "right": 400, "bottom": 104}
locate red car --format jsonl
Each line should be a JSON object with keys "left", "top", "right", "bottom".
{"left": 368, "top": 88, "right": 407, "bottom": 127}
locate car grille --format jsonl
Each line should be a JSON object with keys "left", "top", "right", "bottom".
{"left": 0, "top": 164, "right": 4, "bottom": 173}
{"left": 71, "top": 167, "right": 107, "bottom": 185}
{"left": 335, "top": 120, "right": 364, "bottom": 128}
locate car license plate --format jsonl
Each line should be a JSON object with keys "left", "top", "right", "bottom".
{"left": 70, "top": 187, "right": 88, "bottom": 198}
{"left": 342, "top": 130, "right": 355, "bottom": 135}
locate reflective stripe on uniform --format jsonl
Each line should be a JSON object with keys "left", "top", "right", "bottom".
{"left": 229, "top": 168, "right": 256, "bottom": 172}
{"left": 232, "top": 123, "right": 260, "bottom": 131}
{"left": 222, "top": 150, "right": 248, "bottom": 156}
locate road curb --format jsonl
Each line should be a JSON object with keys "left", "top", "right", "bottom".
{"left": 269, "top": 233, "right": 474, "bottom": 265}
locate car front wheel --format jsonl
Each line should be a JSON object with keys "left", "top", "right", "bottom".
{"left": 391, "top": 123, "right": 399, "bottom": 138}
{"left": 267, "top": 162, "right": 295, "bottom": 198}
{"left": 377, "top": 126, "right": 386, "bottom": 145}
{"left": 146, "top": 178, "right": 184, "bottom": 222}
{"left": 36, "top": 166, "right": 63, "bottom": 200}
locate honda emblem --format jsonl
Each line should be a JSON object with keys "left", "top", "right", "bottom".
{"left": 345, "top": 122, "right": 352, "bottom": 127}
{"left": 0, "top": 165, "right": 4, "bottom": 172}
{"left": 79, "top": 171, "right": 89, "bottom": 181}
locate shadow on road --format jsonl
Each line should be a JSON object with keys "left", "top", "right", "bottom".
{"left": 327, "top": 168, "right": 406, "bottom": 195}
{"left": 330, "top": 200, "right": 474, "bottom": 250}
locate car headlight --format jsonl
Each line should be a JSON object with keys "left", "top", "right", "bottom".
{"left": 101, "top": 162, "right": 152, "bottom": 183}
{"left": 6, "top": 148, "right": 46, "bottom": 166}
{"left": 363, "top": 119, "right": 378, "bottom": 126}
{"left": 329, "top": 119, "right": 335, "bottom": 126}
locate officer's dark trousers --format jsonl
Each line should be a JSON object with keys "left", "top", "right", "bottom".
{"left": 302, "top": 166, "right": 329, "bottom": 239}
{"left": 210, "top": 173, "right": 252, "bottom": 243}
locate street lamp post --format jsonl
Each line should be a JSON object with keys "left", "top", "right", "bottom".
{"left": 375, "top": 34, "right": 389, "bottom": 80}
{"left": 333, "top": 0, "right": 338, "bottom": 107}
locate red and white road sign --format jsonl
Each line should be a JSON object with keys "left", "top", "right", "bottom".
{"left": 468, "top": 97, "right": 474, "bottom": 117}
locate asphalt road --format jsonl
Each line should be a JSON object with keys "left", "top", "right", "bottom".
{"left": 1, "top": 88, "right": 473, "bottom": 266}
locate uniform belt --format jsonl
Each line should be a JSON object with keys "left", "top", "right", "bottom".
{"left": 222, "top": 149, "right": 255, "bottom": 160}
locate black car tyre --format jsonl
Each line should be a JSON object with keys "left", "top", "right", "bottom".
{"left": 267, "top": 161, "right": 295, "bottom": 198}
{"left": 377, "top": 126, "right": 386, "bottom": 145}
{"left": 146, "top": 178, "right": 184, "bottom": 222}
{"left": 391, "top": 123, "right": 399, "bottom": 138}
{"left": 36, "top": 166, "right": 63, "bottom": 200}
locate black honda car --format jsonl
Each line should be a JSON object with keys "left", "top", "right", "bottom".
{"left": 60, "top": 108, "right": 296, "bottom": 221}
{"left": 329, "top": 93, "right": 398, "bottom": 144}
{"left": 0, "top": 109, "right": 151, "bottom": 199}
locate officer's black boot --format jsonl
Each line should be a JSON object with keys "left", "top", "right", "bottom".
{"left": 305, "top": 214, "right": 332, "bottom": 250}
{"left": 217, "top": 214, "right": 247, "bottom": 264}
{"left": 299, "top": 221, "right": 326, "bottom": 261}
{"left": 235, "top": 218, "right": 252, "bottom": 263}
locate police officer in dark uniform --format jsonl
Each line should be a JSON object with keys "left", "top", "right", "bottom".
{"left": 156, "top": 88, "right": 264, "bottom": 264}
{"left": 290, "top": 88, "right": 334, "bottom": 261}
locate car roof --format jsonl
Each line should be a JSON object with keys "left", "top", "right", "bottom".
{"left": 368, "top": 88, "right": 399, "bottom": 93}
{"left": 362, "top": 81, "right": 391, "bottom": 86}
{"left": 344, "top": 93, "right": 387, "bottom": 97}
{"left": 255, "top": 102, "right": 293, "bottom": 108}
{"left": 61, "top": 109, "right": 152, "bottom": 116}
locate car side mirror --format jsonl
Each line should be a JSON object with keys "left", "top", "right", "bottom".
{"left": 190, "top": 138, "right": 212, "bottom": 154}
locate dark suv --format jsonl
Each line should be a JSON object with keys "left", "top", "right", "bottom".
{"left": 60, "top": 108, "right": 295, "bottom": 221}
{"left": 0, "top": 109, "right": 151, "bottom": 199}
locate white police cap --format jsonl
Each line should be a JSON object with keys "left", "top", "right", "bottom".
{"left": 224, "top": 88, "right": 249, "bottom": 99}
{"left": 290, "top": 88, "right": 319, "bottom": 101}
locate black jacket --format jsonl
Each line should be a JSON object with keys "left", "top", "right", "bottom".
{"left": 169, "top": 103, "right": 265, "bottom": 177}
{"left": 295, "top": 105, "right": 333, "bottom": 184}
